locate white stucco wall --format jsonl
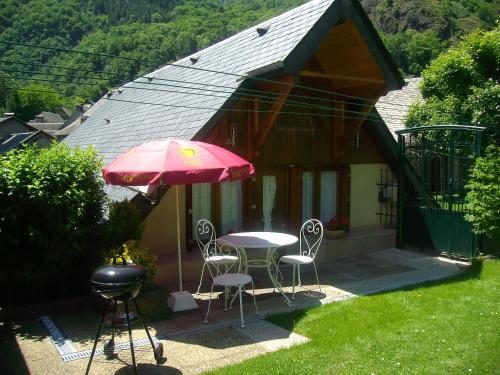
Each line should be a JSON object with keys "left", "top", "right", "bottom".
{"left": 141, "top": 185, "right": 186, "bottom": 252}
{"left": 350, "top": 163, "right": 388, "bottom": 227}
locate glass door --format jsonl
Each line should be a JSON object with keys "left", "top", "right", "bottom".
{"left": 191, "top": 183, "right": 211, "bottom": 239}
{"left": 220, "top": 180, "right": 242, "bottom": 235}
{"left": 320, "top": 171, "right": 337, "bottom": 222}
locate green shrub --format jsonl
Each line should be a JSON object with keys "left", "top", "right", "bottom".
{"left": 0, "top": 143, "right": 107, "bottom": 305}
{"left": 105, "top": 240, "right": 157, "bottom": 289}
{"left": 106, "top": 200, "right": 143, "bottom": 250}
{"left": 405, "top": 26, "right": 500, "bottom": 143}
{"left": 465, "top": 145, "right": 500, "bottom": 239}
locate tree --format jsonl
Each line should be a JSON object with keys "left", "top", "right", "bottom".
{"left": 382, "top": 30, "right": 448, "bottom": 76}
{"left": 465, "top": 145, "right": 500, "bottom": 239}
{"left": 3, "top": 83, "right": 80, "bottom": 121}
{"left": 406, "top": 26, "right": 500, "bottom": 142}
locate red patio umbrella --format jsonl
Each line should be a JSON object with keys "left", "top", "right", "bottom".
{"left": 102, "top": 139, "right": 255, "bottom": 310}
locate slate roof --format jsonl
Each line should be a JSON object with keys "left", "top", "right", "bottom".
{"left": 29, "top": 111, "right": 65, "bottom": 124}
{"left": 376, "top": 77, "right": 422, "bottom": 139}
{"left": 0, "top": 130, "right": 54, "bottom": 153}
{"left": 63, "top": 0, "right": 403, "bottom": 201}
{"left": 55, "top": 101, "right": 104, "bottom": 137}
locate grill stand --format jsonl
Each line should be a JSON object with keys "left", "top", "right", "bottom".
{"left": 85, "top": 297, "right": 163, "bottom": 375}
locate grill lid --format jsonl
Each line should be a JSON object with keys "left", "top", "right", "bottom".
{"left": 90, "top": 256, "right": 146, "bottom": 287}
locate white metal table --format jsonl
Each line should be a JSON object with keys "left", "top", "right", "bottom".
{"left": 217, "top": 232, "right": 298, "bottom": 306}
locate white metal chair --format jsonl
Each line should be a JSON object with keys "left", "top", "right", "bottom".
{"left": 279, "top": 219, "right": 323, "bottom": 299}
{"left": 195, "top": 219, "right": 239, "bottom": 294}
{"left": 204, "top": 244, "right": 259, "bottom": 328}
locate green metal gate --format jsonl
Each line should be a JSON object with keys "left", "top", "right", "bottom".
{"left": 396, "top": 125, "right": 485, "bottom": 258}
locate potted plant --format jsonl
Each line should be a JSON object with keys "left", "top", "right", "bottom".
{"left": 324, "top": 216, "right": 350, "bottom": 239}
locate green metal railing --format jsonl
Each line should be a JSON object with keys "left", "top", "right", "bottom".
{"left": 396, "top": 125, "right": 485, "bottom": 258}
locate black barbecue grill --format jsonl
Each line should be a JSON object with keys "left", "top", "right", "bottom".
{"left": 85, "top": 256, "right": 164, "bottom": 375}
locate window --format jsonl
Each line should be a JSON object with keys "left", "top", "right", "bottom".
{"left": 320, "top": 171, "right": 337, "bottom": 222}
{"left": 191, "top": 183, "right": 211, "bottom": 239}
{"left": 302, "top": 171, "right": 314, "bottom": 223}
{"left": 220, "top": 180, "right": 242, "bottom": 235}
{"left": 262, "top": 175, "right": 276, "bottom": 231}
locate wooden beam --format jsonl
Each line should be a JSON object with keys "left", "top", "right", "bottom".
{"left": 300, "top": 70, "right": 385, "bottom": 85}
{"left": 340, "top": 102, "right": 376, "bottom": 147}
{"left": 332, "top": 98, "right": 344, "bottom": 160}
{"left": 247, "top": 97, "right": 257, "bottom": 161}
{"left": 253, "top": 76, "right": 294, "bottom": 157}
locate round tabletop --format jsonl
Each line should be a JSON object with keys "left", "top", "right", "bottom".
{"left": 217, "top": 231, "right": 298, "bottom": 249}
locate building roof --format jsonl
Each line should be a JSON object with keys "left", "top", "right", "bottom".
{"left": 63, "top": 0, "right": 403, "bottom": 201}
{"left": 0, "top": 115, "right": 38, "bottom": 132}
{"left": 55, "top": 101, "right": 103, "bottom": 137}
{"left": 28, "top": 111, "right": 65, "bottom": 124}
{"left": 376, "top": 77, "right": 422, "bottom": 139}
{"left": 0, "top": 130, "right": 54, "bottom": 153}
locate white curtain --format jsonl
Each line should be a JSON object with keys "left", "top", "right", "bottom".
{"left": 191, "top": 183, "right": 211, "bottom": 238}
{"left": 301, "top": 171, "right": 314, "bottom": 223}
{"left": 220, "top": 180, "right": 242, "bottom": 235}
{"left": 320, "top": 171, "right": 337, "bottom": 222}
{"left": 262, "top": 175, "right": 277, "bottom": 231}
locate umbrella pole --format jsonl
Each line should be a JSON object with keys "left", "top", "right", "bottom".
{"left": 176, "top": 185, "right": 183, "bottom": 291}
{"left": 167, "top": 185, "right": 198, "bottom": 311}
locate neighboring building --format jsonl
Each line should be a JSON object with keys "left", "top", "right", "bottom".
{"left": 0, "top": 115, "right": 37, "bottom": 139}
{"left": 28, "top": 111, "right": 66, "bottom": 136}
{"left": 55, "top": 103, "right": 100, "bottom": 139}
{"left": 65, "top": 0, "right": 404, "bottom": 286}
{"left": 0, "top": 130, "right": 55, "bottom": 154}
{"left": 376, "top": 77, "right": 422, "bottom": 139}
{"left": 0, "top": 115, "right": 55, "bottom": 153}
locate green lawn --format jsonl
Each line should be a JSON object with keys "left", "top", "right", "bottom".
{"left": 209, "top": 260, "right": 500, "bottom": 375}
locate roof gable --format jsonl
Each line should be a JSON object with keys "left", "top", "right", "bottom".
{"left": 64, "top": 0, "right": 402, "bottom": 168}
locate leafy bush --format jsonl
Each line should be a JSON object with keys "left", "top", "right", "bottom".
{"left": 105, "top": 240, "right": 157, "bottom": 289}
{"left": 465, "top": 145, "right": 500, "bottom": 239}
{"left": 406, "top": 26, "right": 500, "bottom": 143}
{"left": 105, "top": 200, "right": 143, "bottom": 250}
{"left": 0, "top": 143, "right": 107, "bottom": 305}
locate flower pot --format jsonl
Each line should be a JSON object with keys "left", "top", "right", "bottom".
{"left": 325, "top": 229, "right": 347, "bottom": 239}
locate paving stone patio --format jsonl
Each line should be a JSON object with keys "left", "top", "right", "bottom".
{"left": 8, "top": 248, "right": 464, "bottom": 374}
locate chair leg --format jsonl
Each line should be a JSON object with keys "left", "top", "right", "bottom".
{"left": 251, "top": 279, "right": 259, "bottom": 315}
{"left": 238, "top": 285, "right": 245, "bottom": 328}
{"left": 224, "top": 286, "right": 228, "bottom": 311}
{"left": 204, "top": 283, "right": 215, "bottom": 323}
{"left": 298, "top": 264, "right": 302, "bottom": 287}
{"left": 312, "top": 261, "right": 321, "bottom": 293}
{"left": 196, "top": 262, "right": 207, "bottom": 294}
{"left": 292, "top": 264, "right": 296, "bottom": 300}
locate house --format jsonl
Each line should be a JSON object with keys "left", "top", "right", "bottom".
{"left": 27, "top": 111, "right": 66, "bottom": 136}
{"left": 0, "top": 115, "right": 55, "bottom": 153}
{"left": 64, "top": 0, "right": 404, "bottom": 286}
{"left": 55, "top": 103, "right": 100, "bottom": 139}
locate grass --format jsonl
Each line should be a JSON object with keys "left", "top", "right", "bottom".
{"left": 209, "top": 259, "right": 500, "bottom": 374}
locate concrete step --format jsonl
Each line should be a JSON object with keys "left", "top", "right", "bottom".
{"left": 317, "top": 226, "right": 396, "bottom": 261}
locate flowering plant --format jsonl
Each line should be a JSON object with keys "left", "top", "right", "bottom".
{"left": 325, "top": 216, "right": 350, "bottom": 233}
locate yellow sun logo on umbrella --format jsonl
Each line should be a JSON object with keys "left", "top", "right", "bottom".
{"left": 179, "top": 147, "right": 201, "bottom": 166}
{"left": 179, "top": 148, "right": 196, "bottom": 158}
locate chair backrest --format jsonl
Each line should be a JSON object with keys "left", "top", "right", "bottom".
{"left": 195, "top": 219, "right": 217, "bottom": 260}
{"left": 299, "top": 219, "right": 323, "bottom": 260}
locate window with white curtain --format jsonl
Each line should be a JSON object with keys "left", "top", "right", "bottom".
{"left": 262, "top": 175, "right": 276, "bottom": 231}
{"left": 220, "top": 180, "right": 242, "bottom": 235}
{"left": 191, "top": 183, "right": 211, "bottom": 239}
{"left": 320, "top": 171, "right": 337, "bottom": 222}
{"left": 301, "top": 171, "right": 314, "bottom": 223}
